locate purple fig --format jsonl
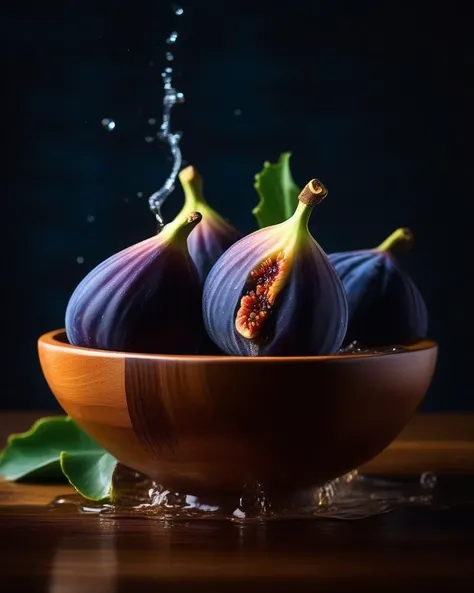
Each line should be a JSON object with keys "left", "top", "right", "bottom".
{"left": 328, "top": 228, "right": 428, "bottom": 346}
{"left": 65, "top": 212, "right": 204, "bottom": 354}
{"left": 177, "top": 166, "right": 242, "bottom": 283}
{"left": 203, "top": 180, "right": 348, "bottom": 356}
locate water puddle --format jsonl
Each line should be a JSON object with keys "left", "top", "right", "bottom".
{"left": 51, "top": 466, "right": 474, "bottom": 522}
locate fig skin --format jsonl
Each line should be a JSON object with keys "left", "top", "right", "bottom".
{"left": 177, "top": 166, "right": 242, "bottom": 283}
{"left": 203, "top": 179, "right": 348, "bottom": 357}
{"left": 328, "top": 228, "right": 428, "bottom": 347}
{"left": 65, "top": 212, "right": 204, "bottom": 354}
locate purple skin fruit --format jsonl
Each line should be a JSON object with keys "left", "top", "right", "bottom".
{"left": 178, "top": 166, "right": 242, "bottom": 284}
{"left": 203, "top": 180, "right": 348, "bottom": 357}
{"left": 65, "top": 212, "right": 204, "bottom": 354}
{"left": 328, "top": 228, "right": 428, "bottom": 347}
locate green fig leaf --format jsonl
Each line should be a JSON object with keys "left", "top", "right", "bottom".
{"left": 253, "top": 152, "right": 301, "bottom": 228}
{"left": 0, "top": 416, "right": 117, "bottom": 501}
{"left": 60, "top": 451, "right": 117, "bottom": 501}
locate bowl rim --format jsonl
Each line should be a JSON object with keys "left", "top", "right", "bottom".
{"left": 38, "top": 329, "right": 438, "bottom": 364}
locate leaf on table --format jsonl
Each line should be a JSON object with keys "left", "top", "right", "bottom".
{"left": 252, "top": 152, "right": 301, "bottom": 229}
{"left": 0, "top": 416, "right": 117, "bottom": 501}
{"left": 0, "top": 416, "right": 96, "bottom": 481}
{"left": 61, "top": 451, "right": 117, "bottom": 501}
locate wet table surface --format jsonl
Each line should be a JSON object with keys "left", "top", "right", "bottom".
{"left": 0, "top": 411, "right": 473, "bottom": 592}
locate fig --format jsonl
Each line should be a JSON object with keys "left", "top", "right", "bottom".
{"left": 65, "top": 212, "right": 204, "bottom": 354}
{"left": 203, "top": 179, "right": 348, "bottom": 356}
{"left": 328, "top": 228, "right": 428, "bottom": 346}
{"left": 177, "top": 166, "right": 242, "bottom": 283}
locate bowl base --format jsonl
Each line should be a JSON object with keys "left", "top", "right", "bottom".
{"left": 51, "top": 466, "right": 443, "bottom": 522}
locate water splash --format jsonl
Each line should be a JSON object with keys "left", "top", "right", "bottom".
{"left": 339, "top": 340, "right": 407, "bottom": 355}
{"left": 147, "top": 5, "right": 185, "bottom": 228}
{"left": 101, "top": 118, "right": 116, "bottom": 131}
{"left": 420, "top": 471, "right": 437, "bottom": 489}
{"left": 51, "top": 467, "right": 474, "bottom": 523}
{"left": 166, "top": 31, "right": 179, "bottom": 44}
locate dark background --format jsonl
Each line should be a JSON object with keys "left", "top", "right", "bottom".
{"left": 2, "top": 0, "right": 472, "bottom": 410}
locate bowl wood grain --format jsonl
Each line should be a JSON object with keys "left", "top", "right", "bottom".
{"left": 38, "top": 329, "right": 438, "bottom": 493}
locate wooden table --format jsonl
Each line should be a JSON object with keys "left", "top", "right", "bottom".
{"left": 0, "top": 412, "right": 473, "bottom": 592}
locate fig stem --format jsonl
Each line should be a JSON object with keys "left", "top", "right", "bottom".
{"left": 292, "top": 179, "right": 328, "bottom": 227}
{"left": 161, "top": 211, "right": 202, "bottom": 244}
{"left": 298, "top": 179, "right": 328, "bottom": 206}
{"left": 377, "top": 228, "right": 414, "bottom": 254}
{"left": 179, "top": 166, "right": 207, "bottom": 210}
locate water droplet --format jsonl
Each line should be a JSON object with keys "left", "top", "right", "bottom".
{"left": 148, "top": 10, "right": 185, "bottom": 222}
{"left": 86, "top": 215, "right": 95, "bottom": 223}
{"left": 76, "top": 256, "right": 85, "bottom": 264}
{"left": 166, "top": 31, "right": 178, "bottom": 44}
{"left": 144, "top": 136, "right": 155, "bottom": 143}
{"left": 148, "top": 118, "right": 157, "bottom": 125}
{"left": 155, "top": 210, "right": 165, "bottom": 230}
{"left": 234, "top": 109, "right": 242, "bottom": 116}
{"left": 136, "top": 192, "right": 143, "bottom": 198}
{"left": 101, "top": 118, "right": 116, "bottom": 131}
{"left": 420, "top": 471, "right": 437, "bottom": 489}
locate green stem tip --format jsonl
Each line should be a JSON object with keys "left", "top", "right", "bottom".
{"left": 178, "top": 165, "right": 207, "bottom": 209}
{"left": 292, "top": 179, "right": 328, "bottom": 229}
{"left": 377, "top": 227, "right": 414, "bottom": 254}
{"left": 161, "top": 210, "right": 202, "bottom": 243}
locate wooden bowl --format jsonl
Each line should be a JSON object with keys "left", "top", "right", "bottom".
{"left": 38, "top": 329, "right": 437, "bottom": 494}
